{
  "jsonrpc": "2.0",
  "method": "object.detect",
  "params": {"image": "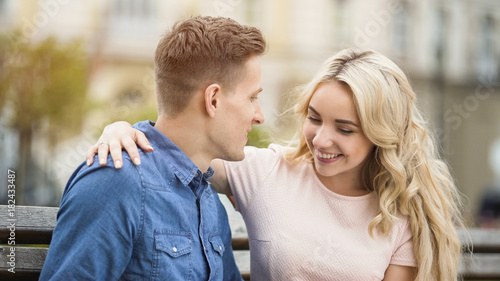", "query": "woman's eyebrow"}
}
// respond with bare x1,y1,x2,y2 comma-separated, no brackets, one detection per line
335,119,359,127
308,105,320,115
309,105,359,127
